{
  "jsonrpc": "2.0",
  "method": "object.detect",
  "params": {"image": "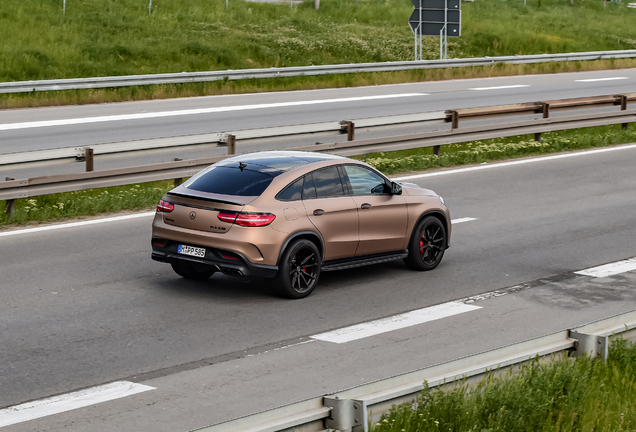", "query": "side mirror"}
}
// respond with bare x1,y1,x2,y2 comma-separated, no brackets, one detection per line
391,182,402,195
